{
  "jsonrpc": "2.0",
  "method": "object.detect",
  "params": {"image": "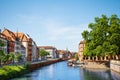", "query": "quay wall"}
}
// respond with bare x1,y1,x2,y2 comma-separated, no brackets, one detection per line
30,58,64,71
110,60,120,73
